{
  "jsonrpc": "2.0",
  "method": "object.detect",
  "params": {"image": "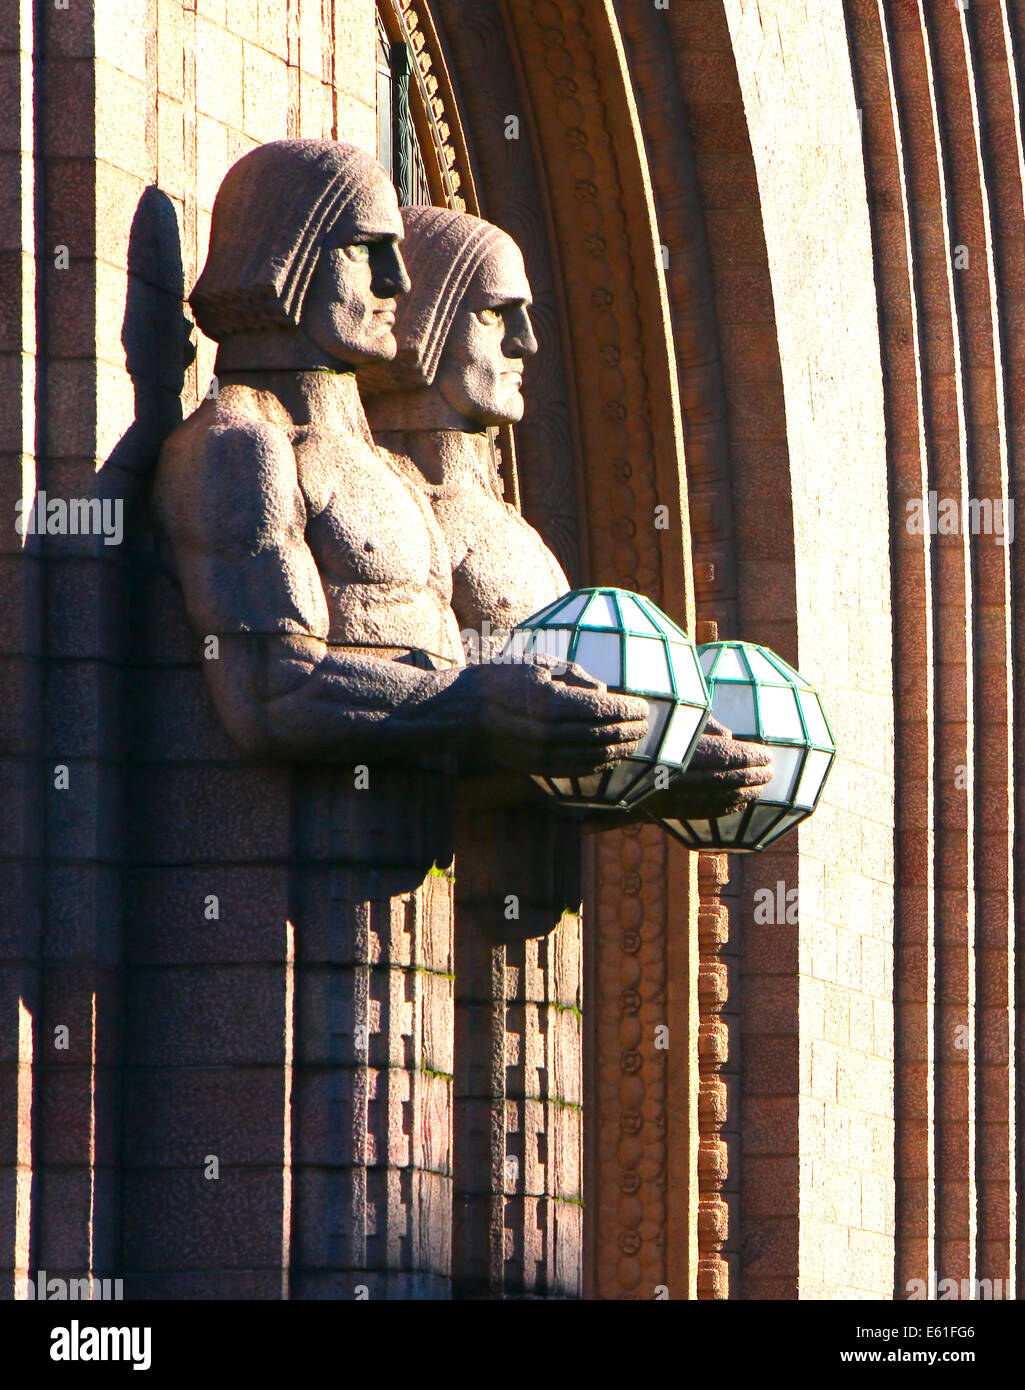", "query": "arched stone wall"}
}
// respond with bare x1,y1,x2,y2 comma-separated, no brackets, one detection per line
846,0,1018,1300
435,0,705,1299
